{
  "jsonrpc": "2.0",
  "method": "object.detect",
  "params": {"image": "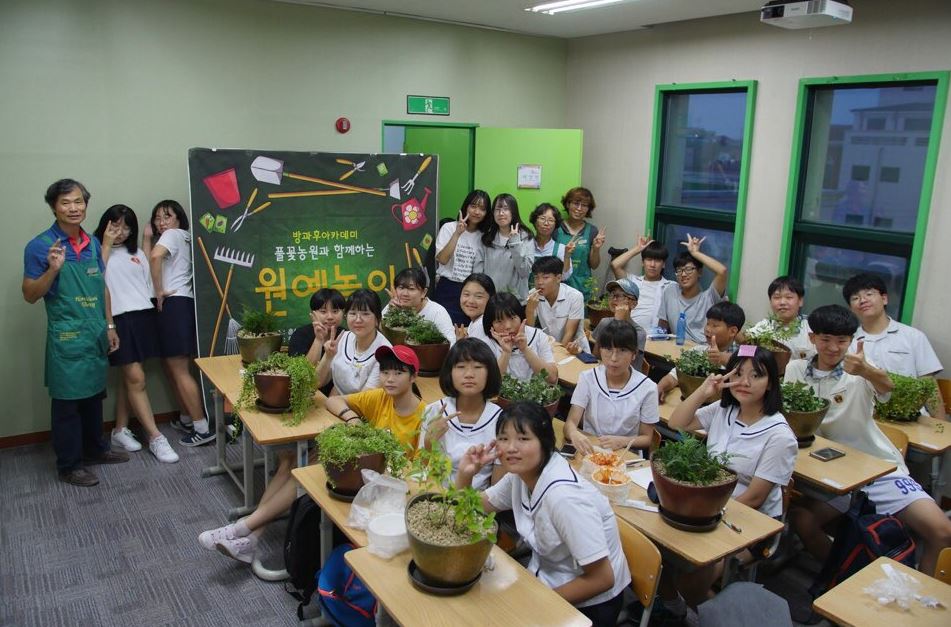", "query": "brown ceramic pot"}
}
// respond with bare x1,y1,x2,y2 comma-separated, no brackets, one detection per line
651,459,737,526
381,324,408,346
324,452,386,495
254,372,290,409
586,305,613,330
677,372,721,404
495,396,561,418
238,333,282,365
408,341,450,376
783,401,830,447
